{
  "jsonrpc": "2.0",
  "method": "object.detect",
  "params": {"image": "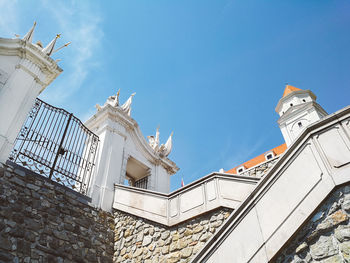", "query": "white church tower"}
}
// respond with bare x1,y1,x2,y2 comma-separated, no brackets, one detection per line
275,85,328,146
